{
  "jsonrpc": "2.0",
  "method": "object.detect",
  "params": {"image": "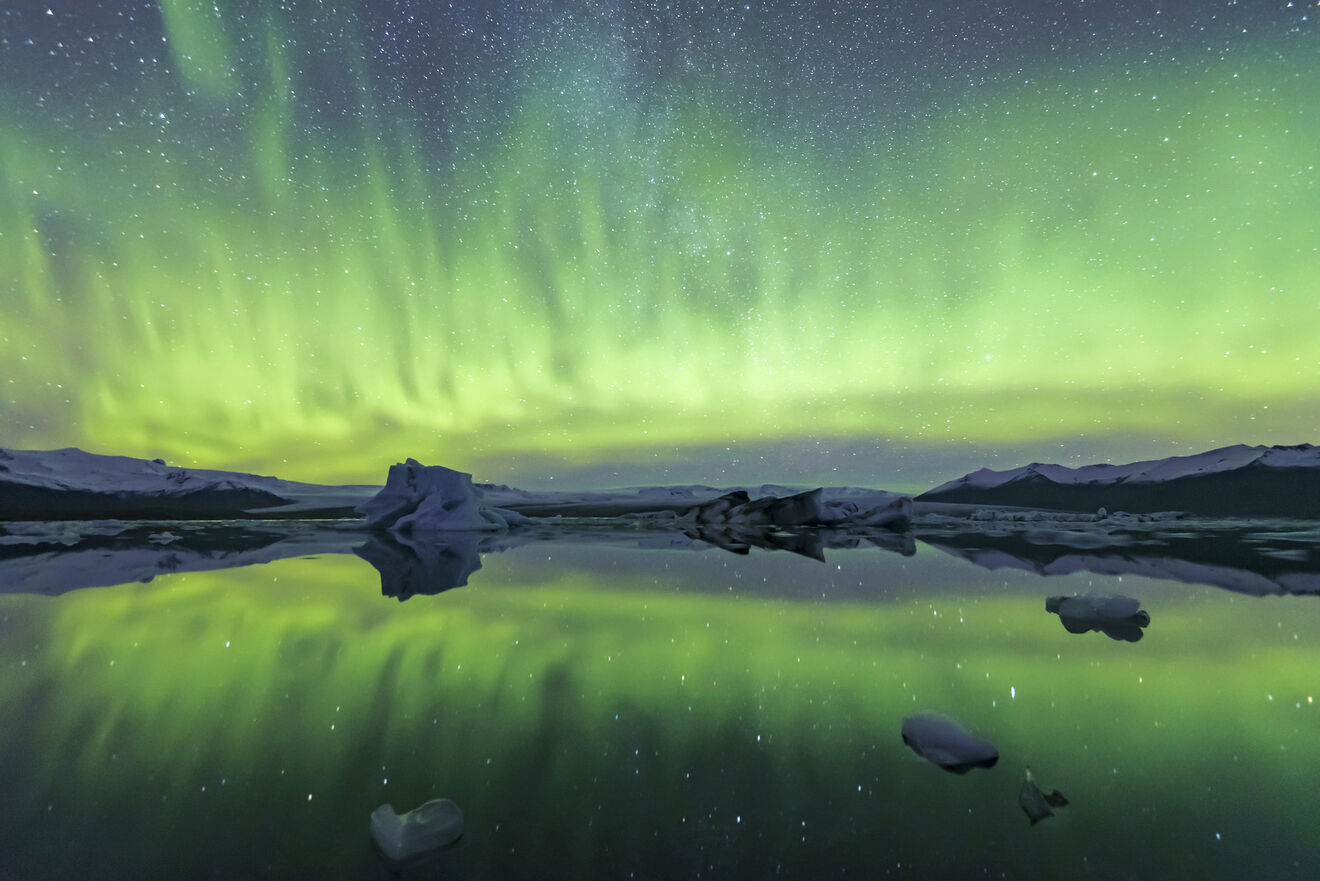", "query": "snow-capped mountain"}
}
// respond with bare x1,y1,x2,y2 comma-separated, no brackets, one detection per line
918,444,1320,516
0,447,377,520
